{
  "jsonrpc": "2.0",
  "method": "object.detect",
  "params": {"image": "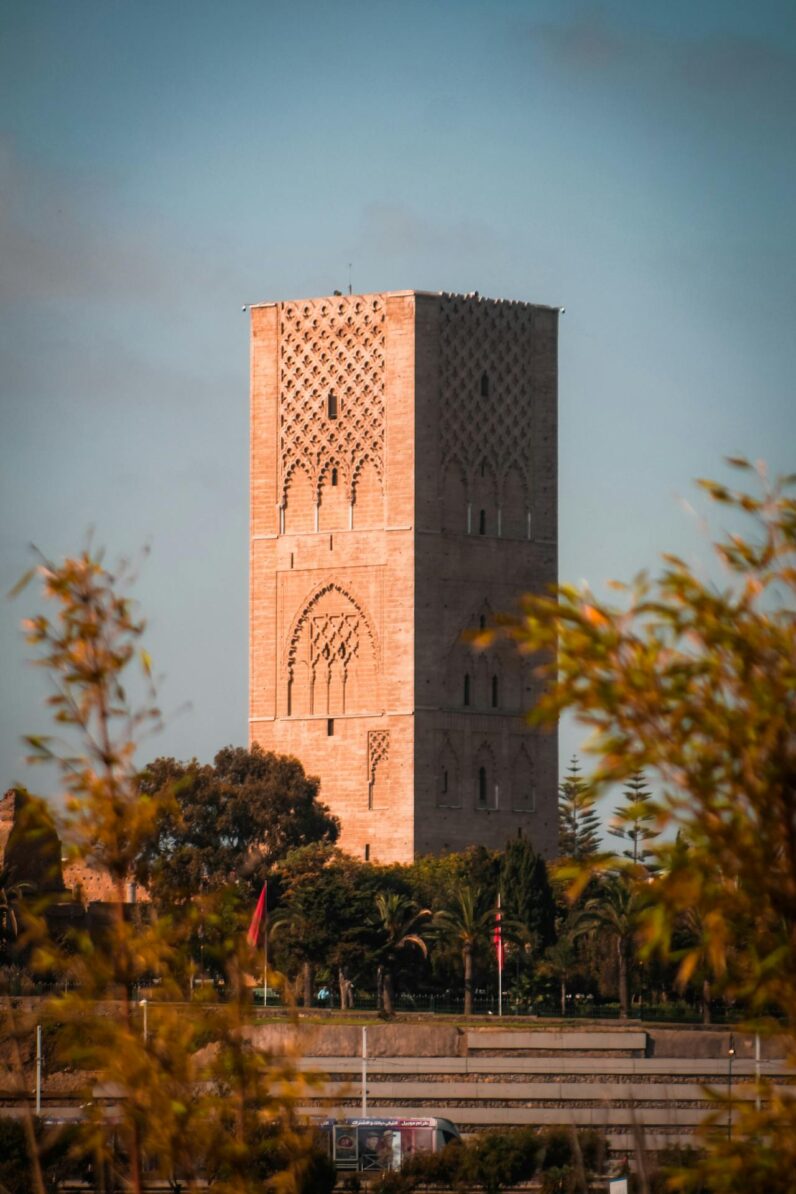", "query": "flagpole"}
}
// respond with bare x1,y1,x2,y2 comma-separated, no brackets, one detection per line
497,892,503,1018
263,904,268,1008
248,882,268,1011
